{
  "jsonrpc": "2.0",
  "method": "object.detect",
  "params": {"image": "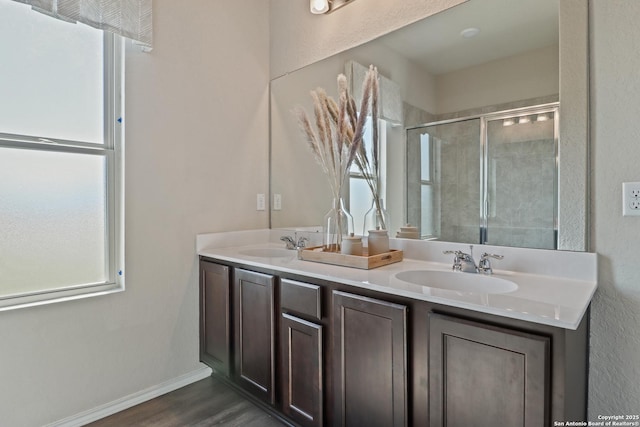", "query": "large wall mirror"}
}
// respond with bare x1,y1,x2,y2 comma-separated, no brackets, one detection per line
270,0,588,251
